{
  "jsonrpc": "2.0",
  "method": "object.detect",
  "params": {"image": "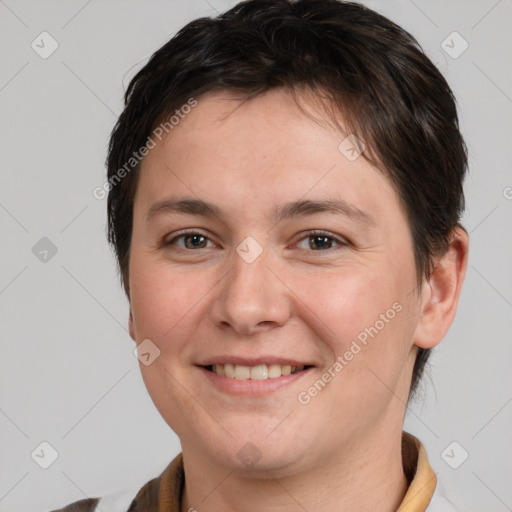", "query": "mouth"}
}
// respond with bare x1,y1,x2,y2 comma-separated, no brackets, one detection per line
203,363,313,380
197,357,315,395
